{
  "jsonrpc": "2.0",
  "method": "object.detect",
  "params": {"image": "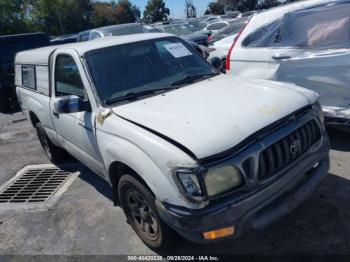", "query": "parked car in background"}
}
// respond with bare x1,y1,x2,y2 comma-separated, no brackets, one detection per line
240,11,257,18
227,0,350,132
0,32,50,110
220,11,242,19
51,34,78,45
77,29,91,42
207,19,249,68
211,19,249,43
203,20,240,34
77,24,210,60
204,15,222,24
154,22,209,46
16,33,329,251
186,18,207,31
87,23,159,41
